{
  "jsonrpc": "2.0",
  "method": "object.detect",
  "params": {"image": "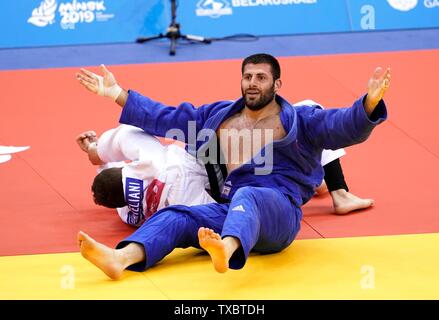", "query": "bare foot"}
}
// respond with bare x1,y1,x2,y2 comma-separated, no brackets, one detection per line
77,231,126,280
331,189,374,215
198,228,229,273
